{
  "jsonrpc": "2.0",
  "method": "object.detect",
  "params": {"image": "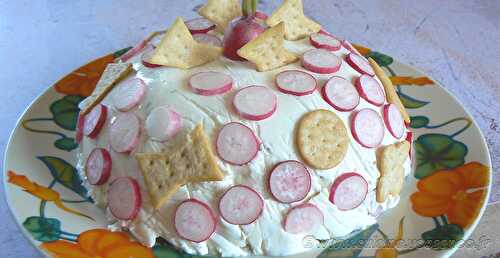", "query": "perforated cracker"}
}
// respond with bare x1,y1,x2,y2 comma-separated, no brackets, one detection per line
199,0,242,31
376,141,410,202
266,0,321,40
